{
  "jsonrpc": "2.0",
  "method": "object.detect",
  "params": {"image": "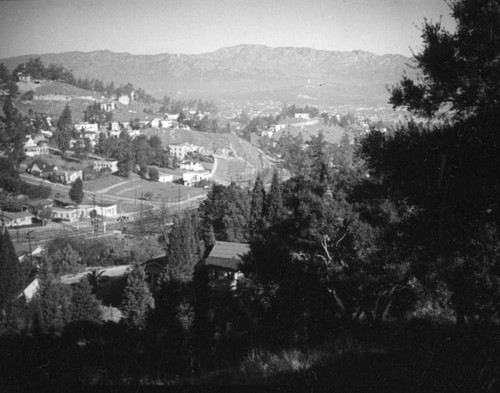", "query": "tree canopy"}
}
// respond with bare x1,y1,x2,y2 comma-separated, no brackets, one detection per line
68,177,84,205
360,0,500,325
0,229,24,313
